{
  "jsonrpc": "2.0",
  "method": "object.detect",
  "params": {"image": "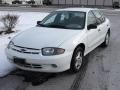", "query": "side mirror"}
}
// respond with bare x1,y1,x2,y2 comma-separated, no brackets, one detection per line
37,21,41,26
87,24,97,30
